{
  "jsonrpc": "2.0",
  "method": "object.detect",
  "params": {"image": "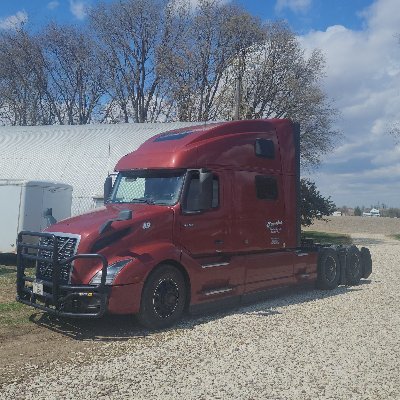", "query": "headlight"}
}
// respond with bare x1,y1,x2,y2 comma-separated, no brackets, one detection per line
90,259,132,285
